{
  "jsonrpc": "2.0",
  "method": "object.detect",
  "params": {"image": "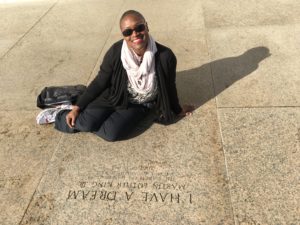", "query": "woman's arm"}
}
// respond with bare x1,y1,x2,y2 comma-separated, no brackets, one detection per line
167,52,183,115
168,51,194,116
75,46,114,110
